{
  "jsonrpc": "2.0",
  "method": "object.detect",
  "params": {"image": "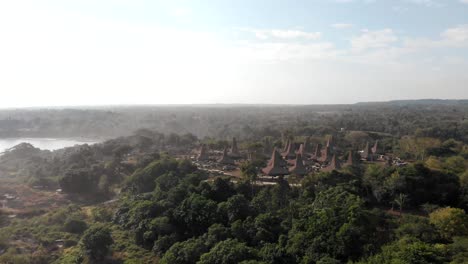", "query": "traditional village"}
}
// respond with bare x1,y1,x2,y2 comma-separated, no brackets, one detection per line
191,136,407,184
